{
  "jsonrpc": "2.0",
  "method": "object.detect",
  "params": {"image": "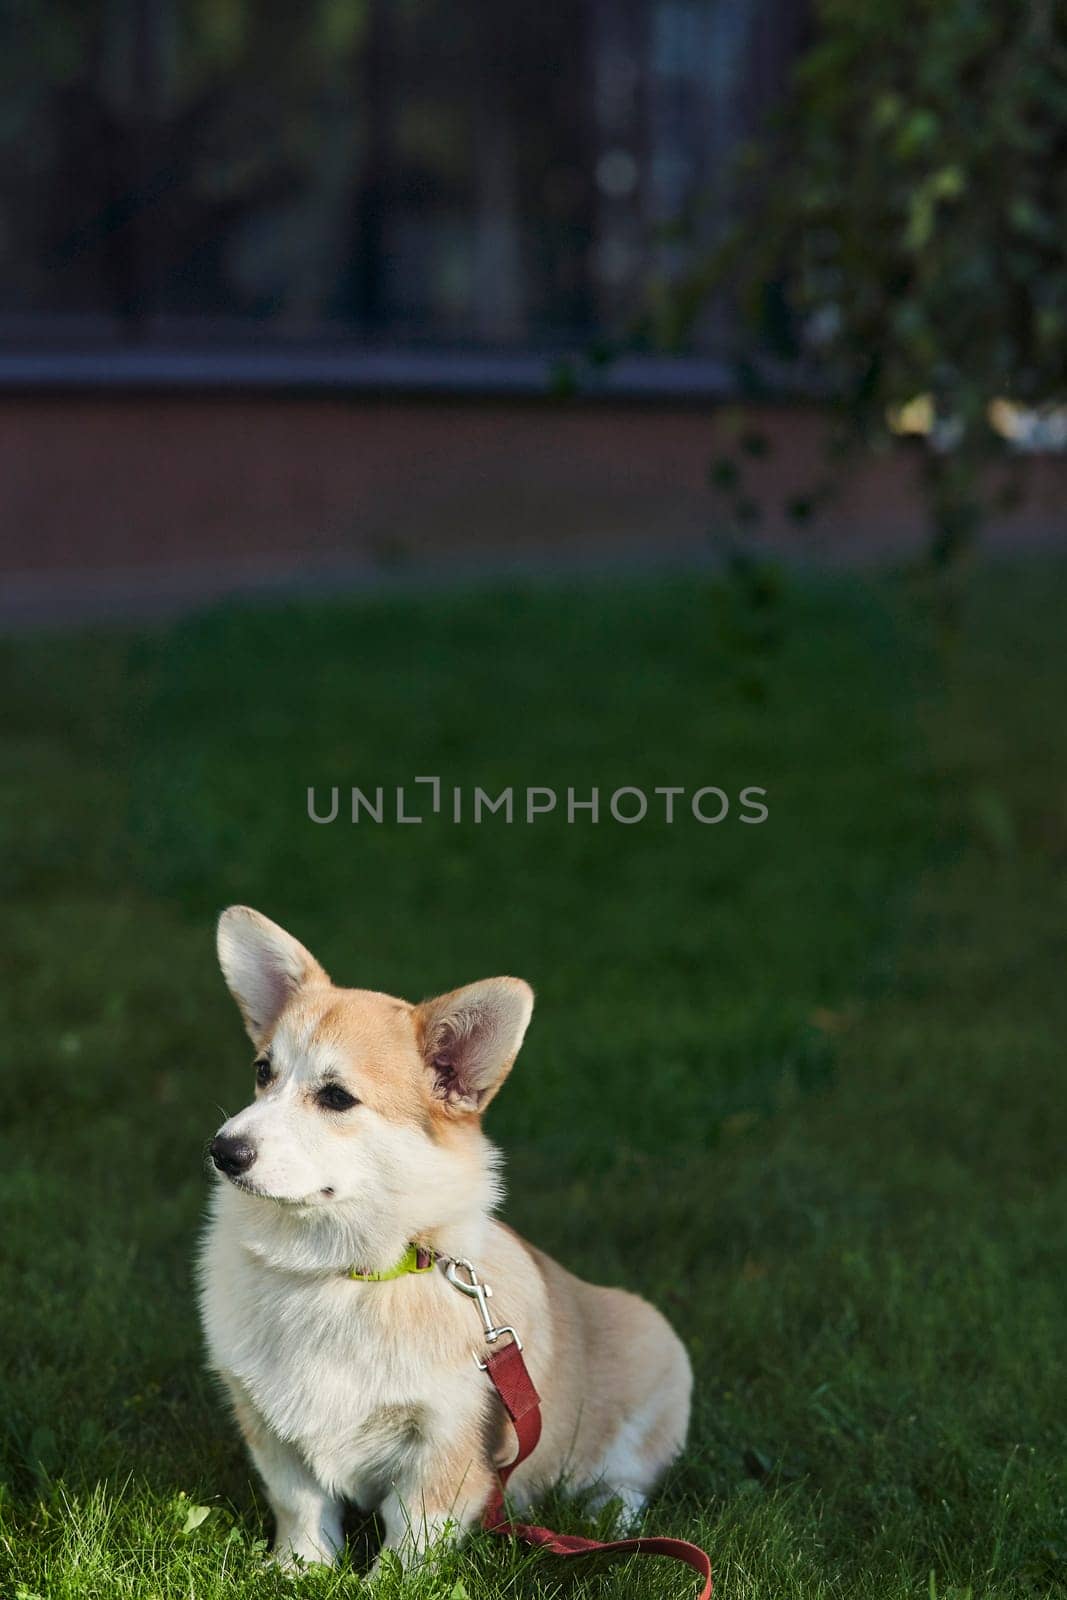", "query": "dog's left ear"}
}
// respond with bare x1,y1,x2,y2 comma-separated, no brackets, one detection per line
416,977,533,1114
217,905,329,1049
